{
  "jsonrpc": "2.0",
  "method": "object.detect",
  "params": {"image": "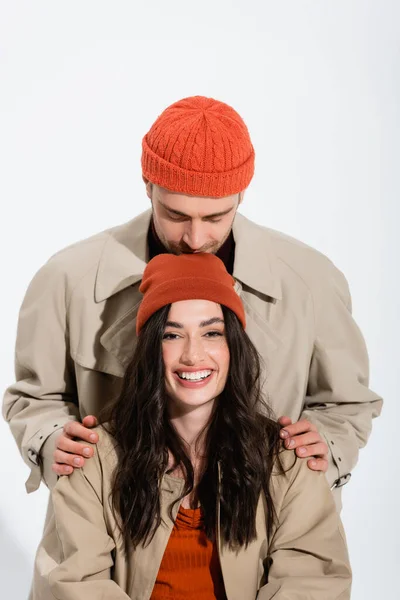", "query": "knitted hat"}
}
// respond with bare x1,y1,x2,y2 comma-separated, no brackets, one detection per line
141,96,255,198
136,253,246,333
